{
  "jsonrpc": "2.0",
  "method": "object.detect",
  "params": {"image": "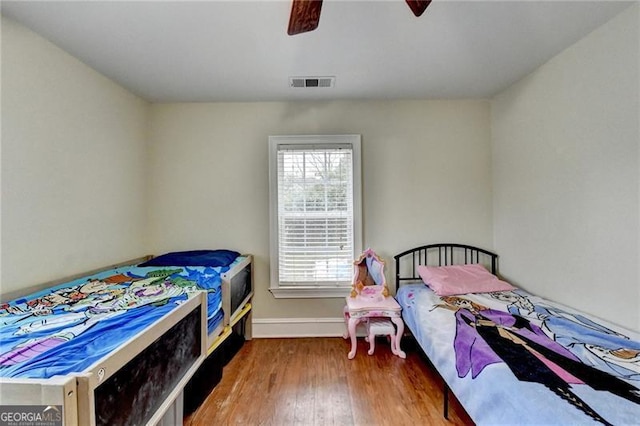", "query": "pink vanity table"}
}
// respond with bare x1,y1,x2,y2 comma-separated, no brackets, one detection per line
343,249,405,359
